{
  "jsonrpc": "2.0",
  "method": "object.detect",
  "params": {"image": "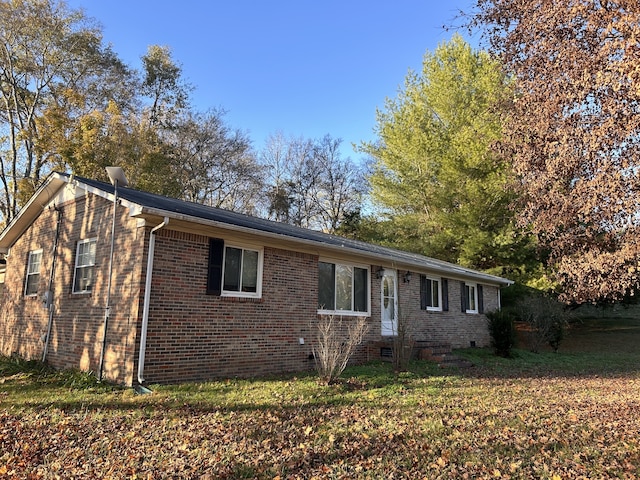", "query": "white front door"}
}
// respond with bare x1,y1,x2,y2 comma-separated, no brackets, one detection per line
381,269,398,336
